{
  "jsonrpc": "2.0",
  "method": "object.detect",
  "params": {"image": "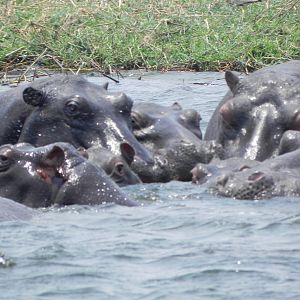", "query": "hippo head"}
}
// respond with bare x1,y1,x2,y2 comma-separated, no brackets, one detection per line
209,146,300,199
211,61,300,161
0,142,137,208
131,102,202,151
0,143,64,207
191,157,260,186
86,142,142,186
18,75,152,163
213,170,275,200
